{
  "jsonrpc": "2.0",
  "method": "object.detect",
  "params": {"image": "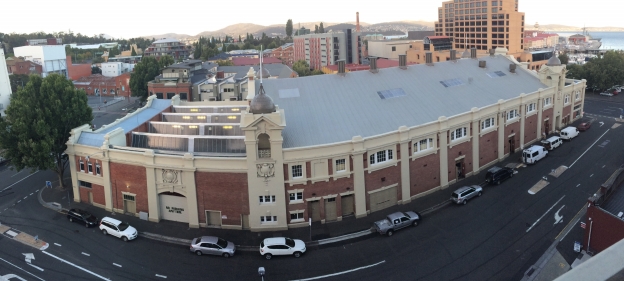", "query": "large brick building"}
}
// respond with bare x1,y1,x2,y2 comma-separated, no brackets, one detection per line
5,57,43,76
66,56,93,80
270,43,294,66
66,53,586,231
73,73,131,98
